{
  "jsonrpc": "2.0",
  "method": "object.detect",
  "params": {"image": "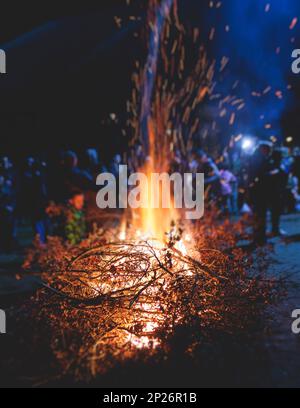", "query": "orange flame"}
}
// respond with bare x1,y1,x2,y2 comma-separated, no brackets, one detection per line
131,119,179,242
